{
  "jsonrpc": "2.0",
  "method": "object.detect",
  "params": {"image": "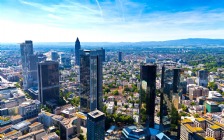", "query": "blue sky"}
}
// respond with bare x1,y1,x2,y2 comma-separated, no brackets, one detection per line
1,0,224,42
